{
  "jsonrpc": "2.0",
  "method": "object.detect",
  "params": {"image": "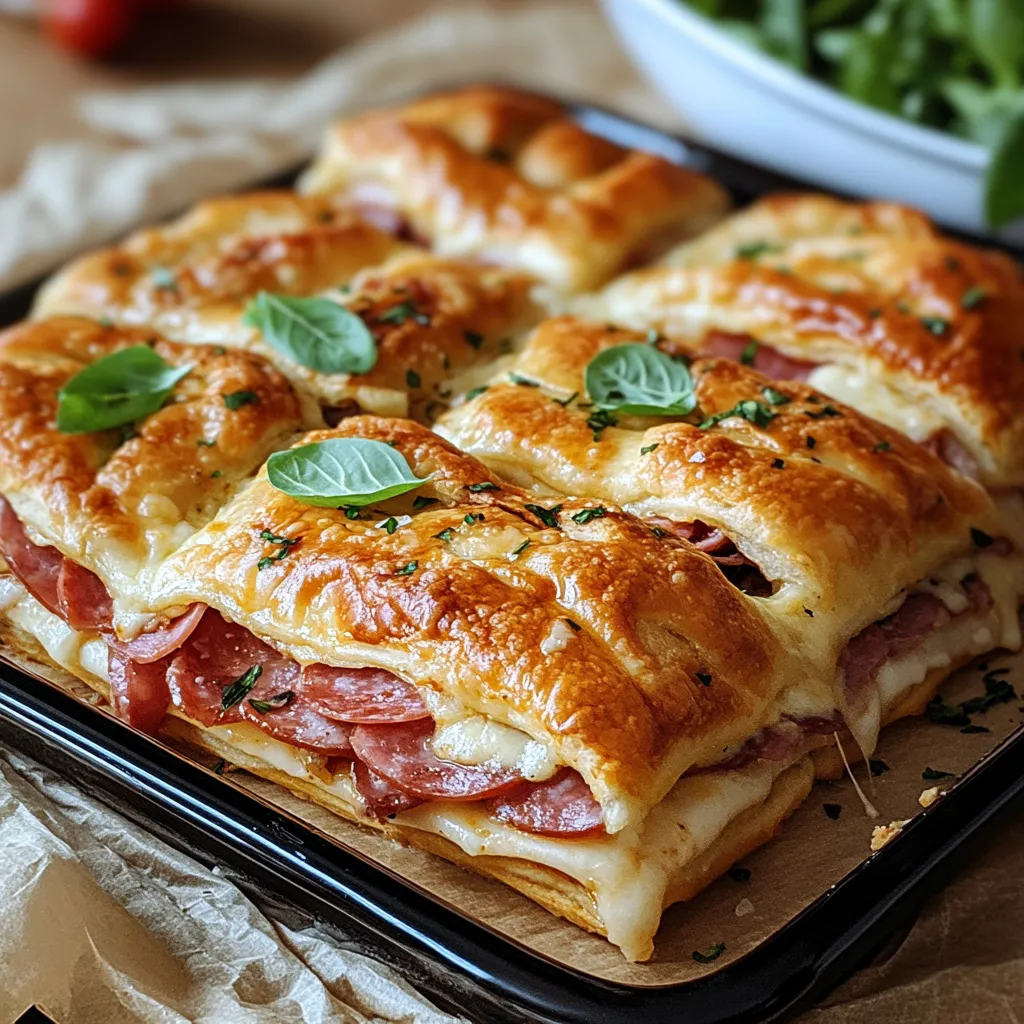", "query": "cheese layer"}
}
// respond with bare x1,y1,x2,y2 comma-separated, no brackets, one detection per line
1,544,1019,960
